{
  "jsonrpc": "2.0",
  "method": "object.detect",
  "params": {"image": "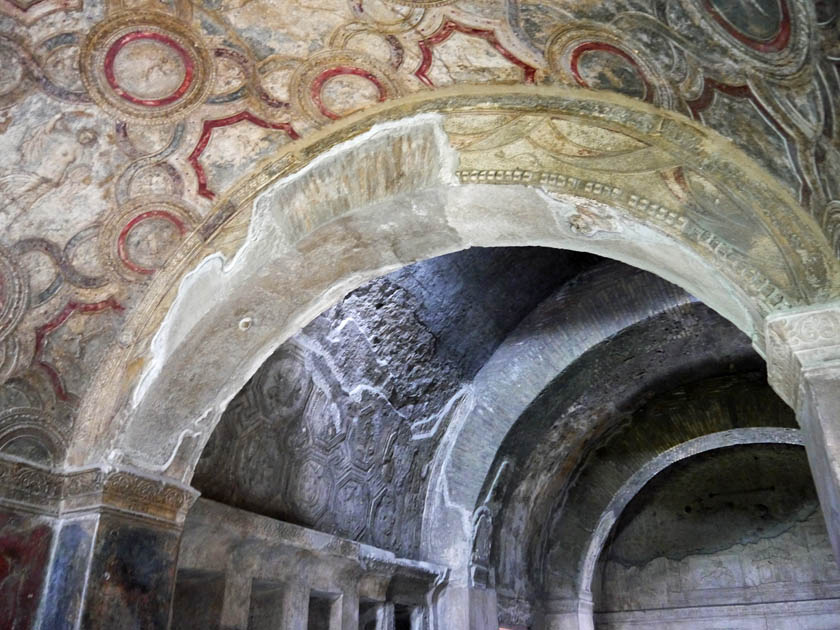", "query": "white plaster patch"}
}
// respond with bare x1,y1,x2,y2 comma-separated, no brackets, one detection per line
131,113,459,411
